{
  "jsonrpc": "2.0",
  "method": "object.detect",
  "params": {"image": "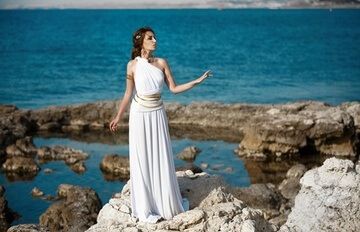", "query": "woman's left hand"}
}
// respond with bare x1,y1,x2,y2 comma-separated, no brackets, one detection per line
196,70,213,84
